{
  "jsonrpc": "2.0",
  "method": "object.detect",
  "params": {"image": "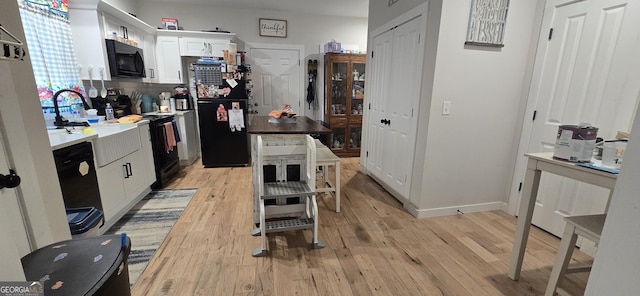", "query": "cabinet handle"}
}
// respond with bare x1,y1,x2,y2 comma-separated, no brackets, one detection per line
127,163,133,177
178,70,181,81
123,164,129,179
